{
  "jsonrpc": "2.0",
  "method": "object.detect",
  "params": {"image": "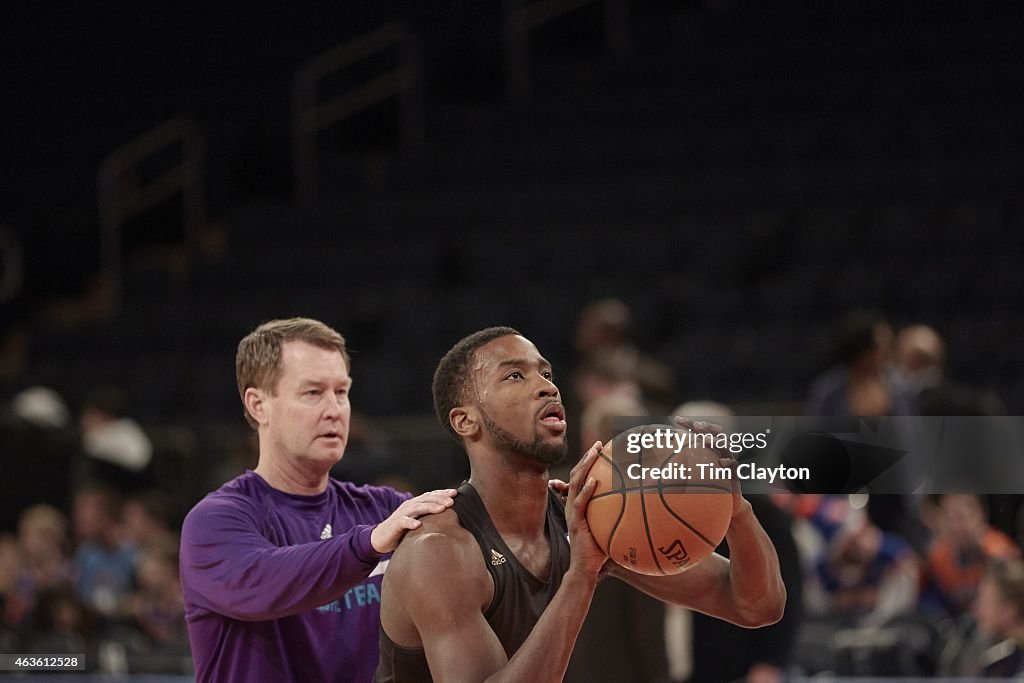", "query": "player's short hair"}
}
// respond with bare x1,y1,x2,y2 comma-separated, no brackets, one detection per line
432,326,520,443
236,318,350,429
